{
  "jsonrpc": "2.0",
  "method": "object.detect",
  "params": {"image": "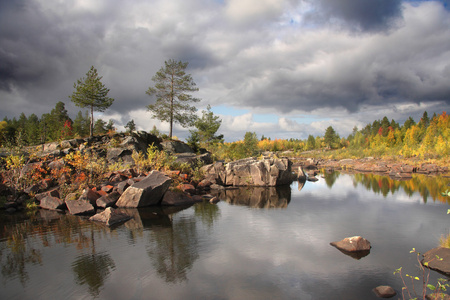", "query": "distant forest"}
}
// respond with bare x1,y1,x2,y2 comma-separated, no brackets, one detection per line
0,101,448,160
